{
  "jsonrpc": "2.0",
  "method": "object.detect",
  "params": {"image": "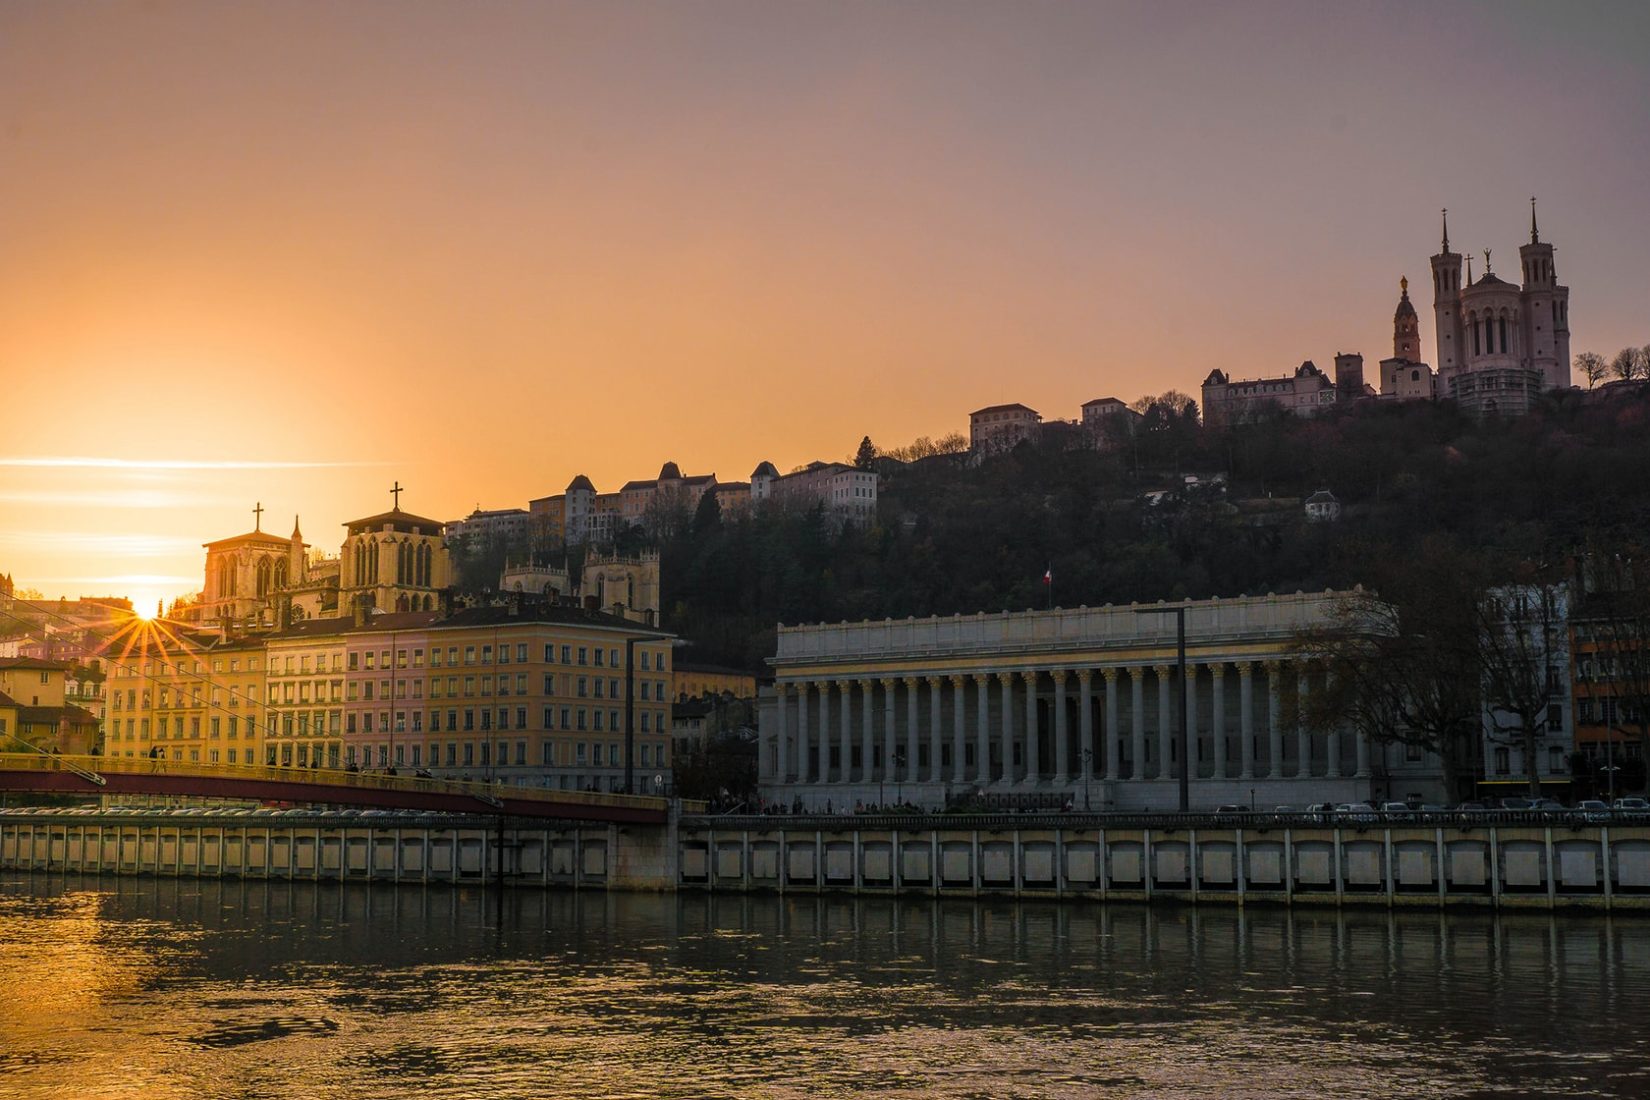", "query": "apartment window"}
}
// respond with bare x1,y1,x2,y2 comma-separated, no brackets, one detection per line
561,646,571,664
543,707,554,730
576,709,587,731
576,742,587,764
349,652,360,671
431,648,443,668
516,741,526,766
542,741,554,767
482,645,493,664
464,709,475,731
544,645,555,663
594,710,604,731
516,644,528,663
413,649,424,667
516,707,527,730
447,743,457,766
609,649,619,668
1494,747,1511,775
577,647,588,666
463,743,475,765
641,651,651,671
594,648,604,668
465,646,476,665
365,651,375,670
560,707,570,729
